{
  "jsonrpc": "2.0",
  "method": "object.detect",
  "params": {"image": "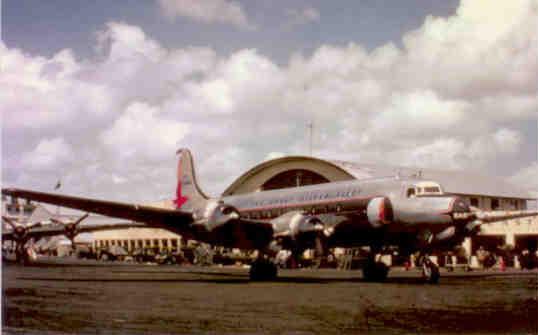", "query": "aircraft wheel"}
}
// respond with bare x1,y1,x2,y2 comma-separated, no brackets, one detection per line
362,261,389,282
249,259,278,281
422,259,440,284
